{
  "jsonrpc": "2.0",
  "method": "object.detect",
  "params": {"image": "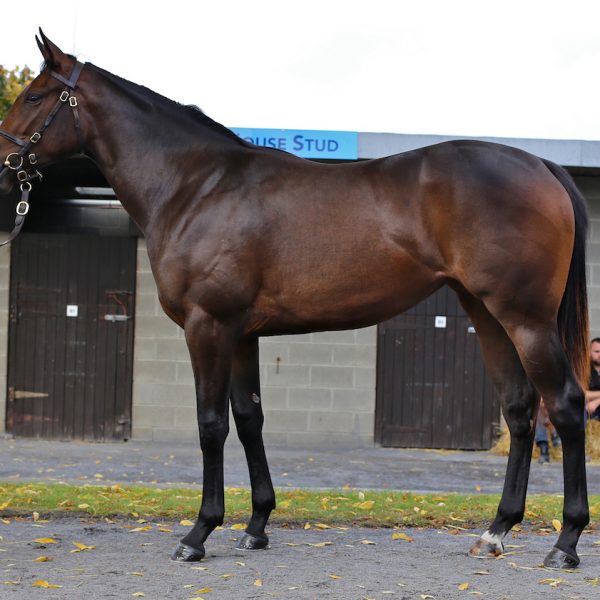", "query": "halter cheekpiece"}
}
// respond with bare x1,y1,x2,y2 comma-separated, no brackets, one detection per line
0,60,85,246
